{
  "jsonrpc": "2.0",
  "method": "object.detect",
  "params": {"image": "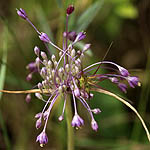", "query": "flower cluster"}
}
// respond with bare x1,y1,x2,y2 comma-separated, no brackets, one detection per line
17,6,140,147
